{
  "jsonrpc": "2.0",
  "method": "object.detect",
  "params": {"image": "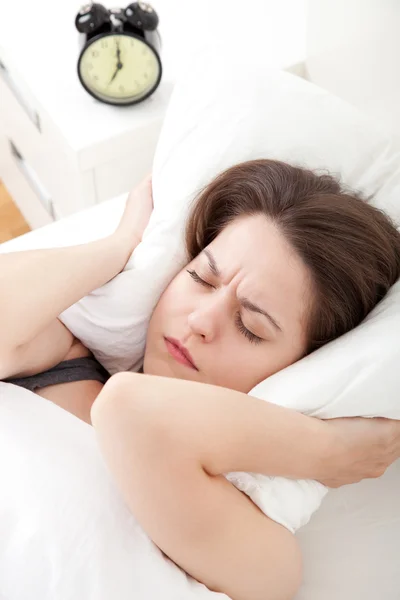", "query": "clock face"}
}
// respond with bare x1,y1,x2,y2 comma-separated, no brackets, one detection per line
78,33,161,105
